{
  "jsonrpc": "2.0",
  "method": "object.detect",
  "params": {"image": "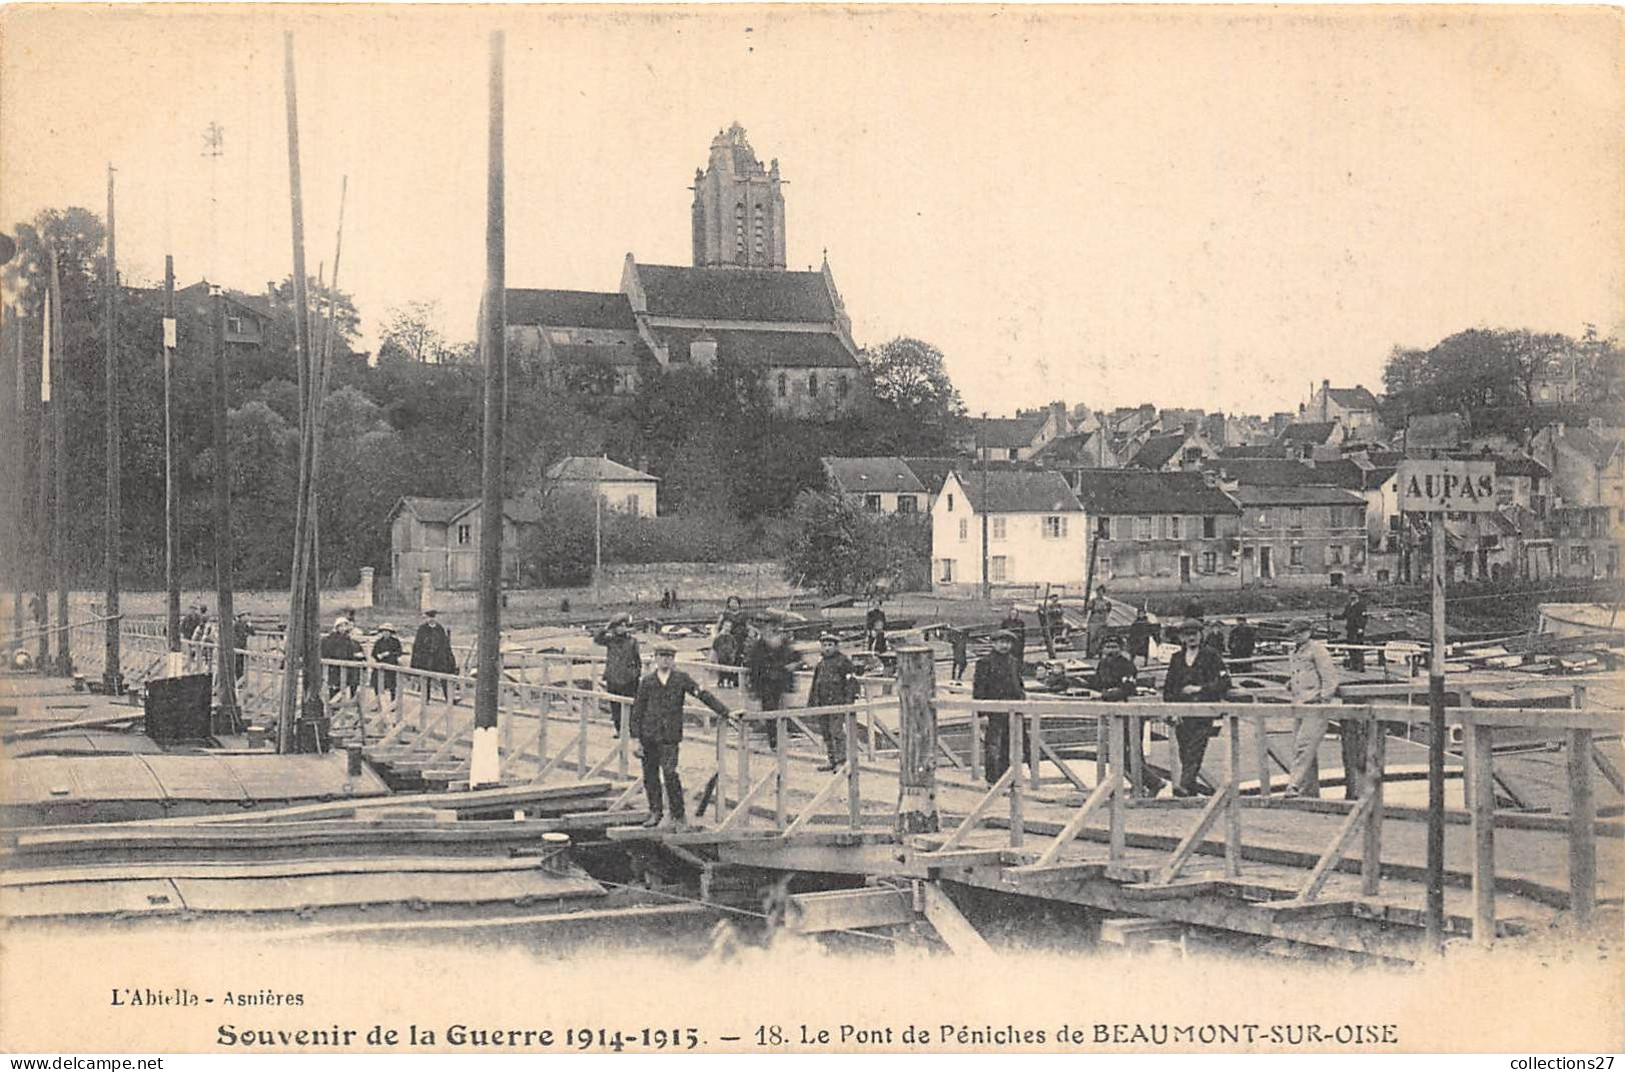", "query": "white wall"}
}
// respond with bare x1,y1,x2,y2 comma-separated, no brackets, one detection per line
930,472,1086,592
